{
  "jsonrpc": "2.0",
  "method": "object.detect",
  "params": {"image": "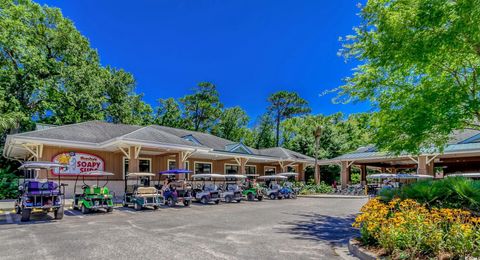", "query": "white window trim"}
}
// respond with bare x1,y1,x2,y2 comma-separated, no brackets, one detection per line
245,165,257,174
168,159,190,170
224,163,240,174
167,159,176,170
123,156,152,179
194,161,213,174
287,165,298,173
264,166,276,174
